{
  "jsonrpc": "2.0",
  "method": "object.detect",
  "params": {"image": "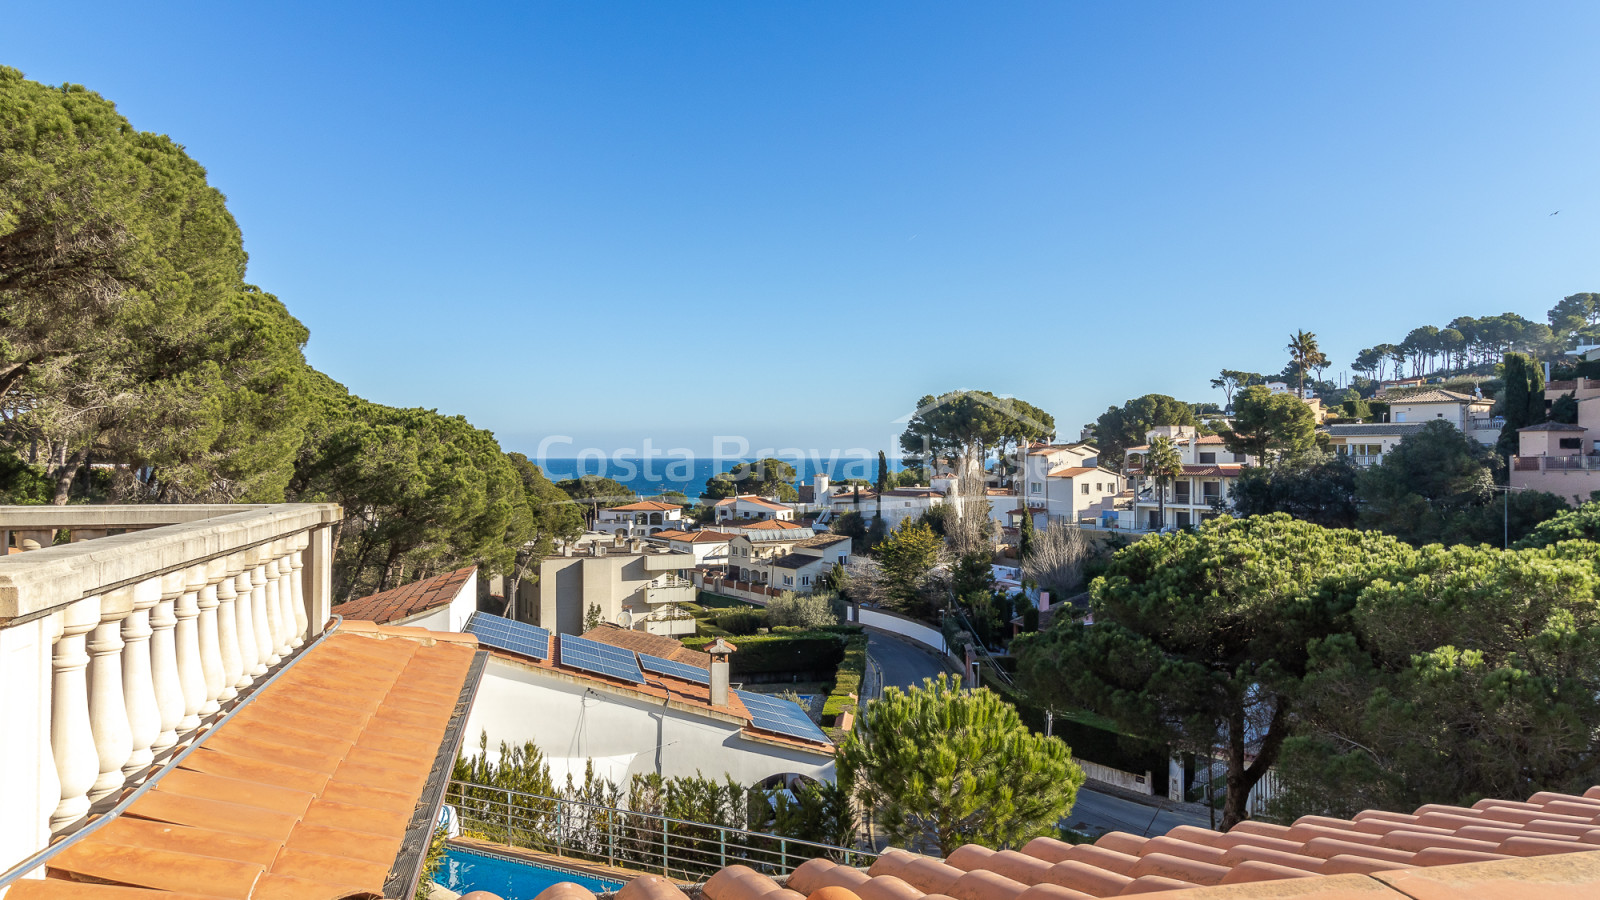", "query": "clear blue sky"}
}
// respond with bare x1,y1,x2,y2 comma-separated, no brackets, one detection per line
6,3,1599,458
